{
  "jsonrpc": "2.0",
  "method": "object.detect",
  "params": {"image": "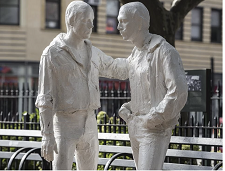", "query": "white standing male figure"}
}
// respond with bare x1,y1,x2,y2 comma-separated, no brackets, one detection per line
35,1,128,170
117,2,188,170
